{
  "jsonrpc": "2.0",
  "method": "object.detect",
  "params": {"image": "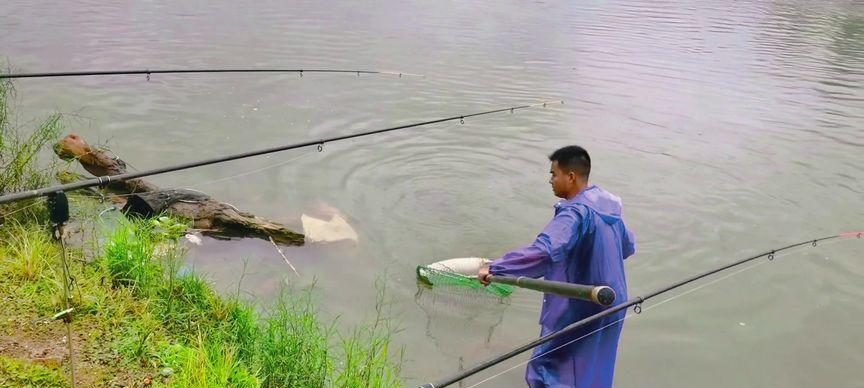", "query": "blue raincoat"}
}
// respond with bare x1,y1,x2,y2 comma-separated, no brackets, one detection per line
489,185,636,388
